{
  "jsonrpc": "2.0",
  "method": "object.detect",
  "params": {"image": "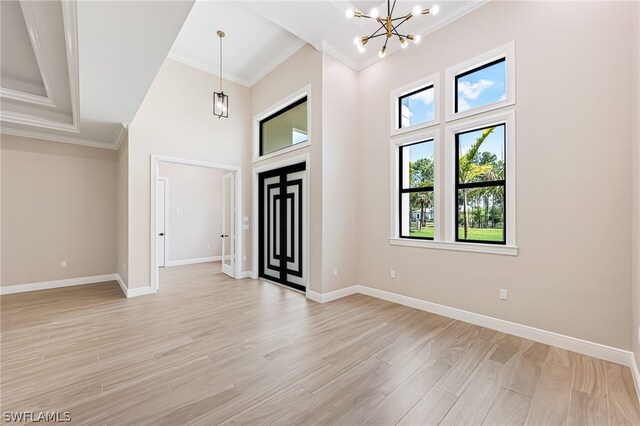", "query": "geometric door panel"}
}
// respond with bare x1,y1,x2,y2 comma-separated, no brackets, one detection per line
258,162,306,291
